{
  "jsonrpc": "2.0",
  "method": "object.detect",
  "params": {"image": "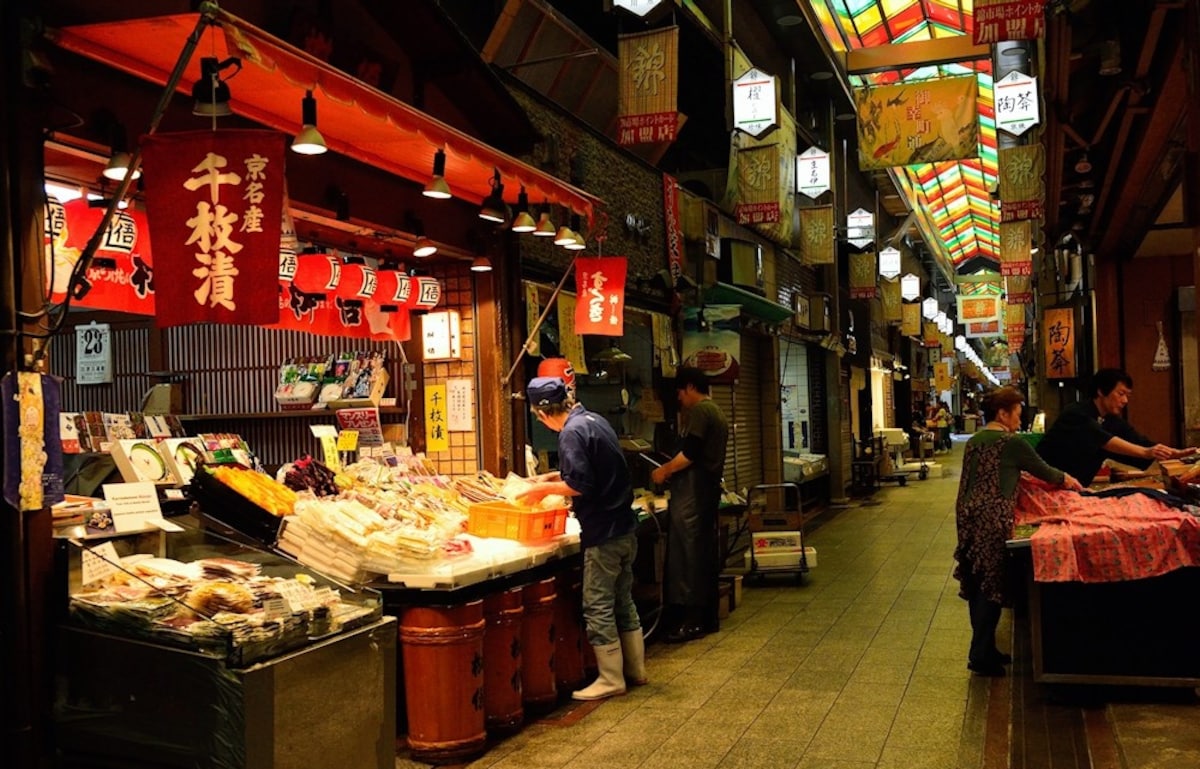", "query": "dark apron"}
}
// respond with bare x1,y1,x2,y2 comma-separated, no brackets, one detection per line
665,462,721,625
